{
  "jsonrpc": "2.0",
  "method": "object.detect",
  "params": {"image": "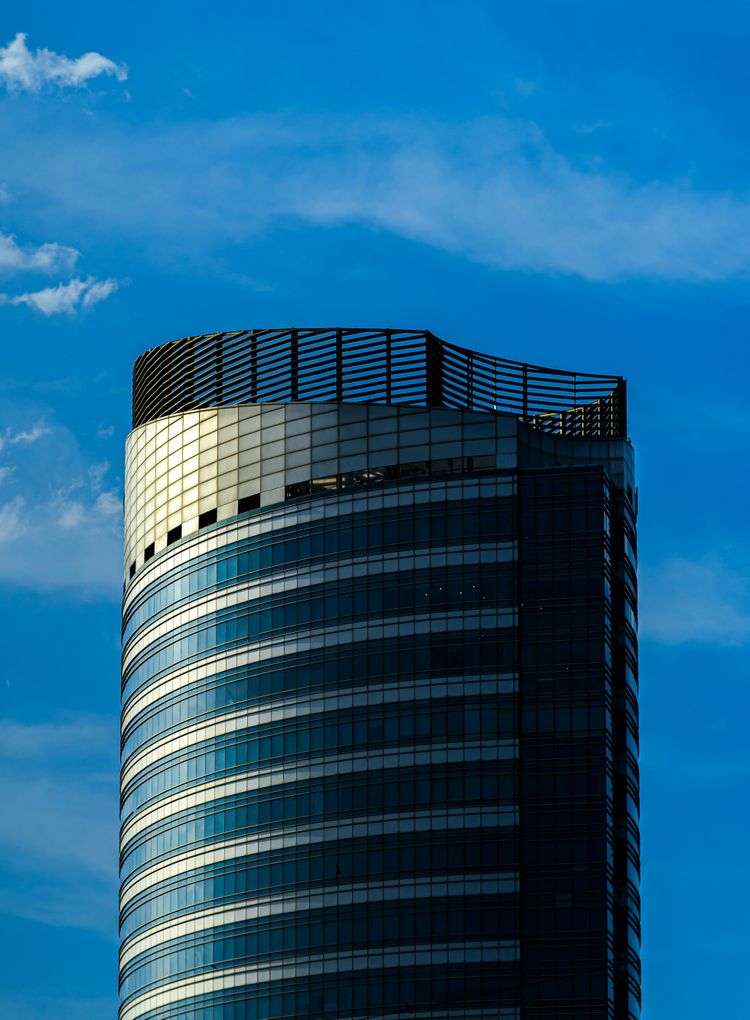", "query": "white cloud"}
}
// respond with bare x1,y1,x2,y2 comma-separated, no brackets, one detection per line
0,231,116,315
0,494,23,542
0,995,117,1020
640,556,750,645
0,716,114,760
0,32,127,93
1,275,118,315
51,472,120,529
80,275,118,307
12,424,49,444
0,715,118,938
287,120,750,282
7,277,86,314
93,489,121,517
0,770,116,879
88,459,109,490
0,422,51,449
57,500,85,529
6,111,750,282
0,417,121,594
0,231,79,275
